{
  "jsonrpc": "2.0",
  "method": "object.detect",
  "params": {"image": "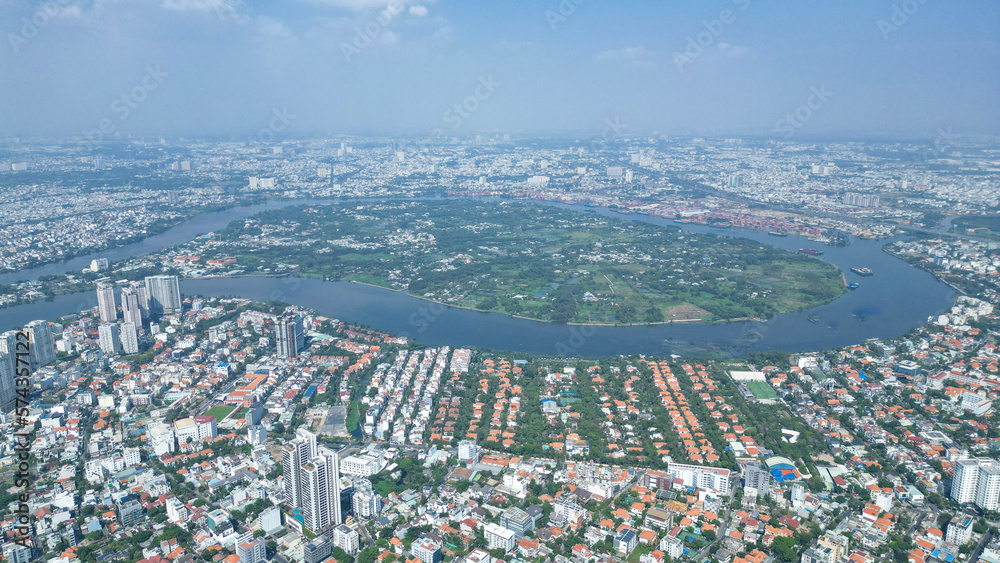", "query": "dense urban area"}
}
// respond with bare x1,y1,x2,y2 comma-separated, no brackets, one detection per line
0,136,999,563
